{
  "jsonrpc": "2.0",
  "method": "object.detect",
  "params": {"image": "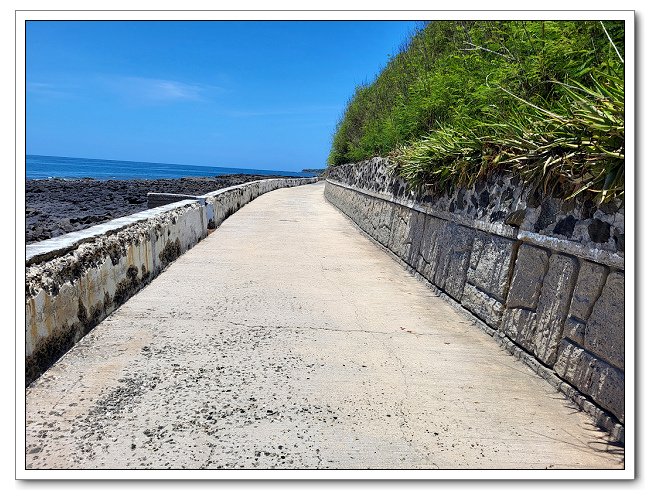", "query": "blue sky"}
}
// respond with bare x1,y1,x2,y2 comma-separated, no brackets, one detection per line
26,21,422,172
